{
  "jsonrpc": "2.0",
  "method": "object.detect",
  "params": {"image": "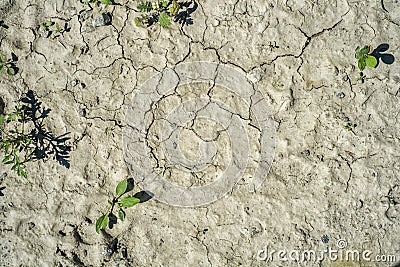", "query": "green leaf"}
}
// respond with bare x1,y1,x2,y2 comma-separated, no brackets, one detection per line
21,169,28,179
158,11,171,27
0,115,5,124
43,21,54,27
365,55,377,68
360,45,370,56
99,0,112,5
358,58,366,71
7,67,15,75
118,209,126,221
134,17,143,27
119,196,140,208
169,0,180,16
4,160,14,165
160,0,169,8
0,65,3,72
17,165,22,176
137,1,152,12
96,214,109,233
116,179,128,198
2,154,11,163
4,143,10,153
0,53,3,63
